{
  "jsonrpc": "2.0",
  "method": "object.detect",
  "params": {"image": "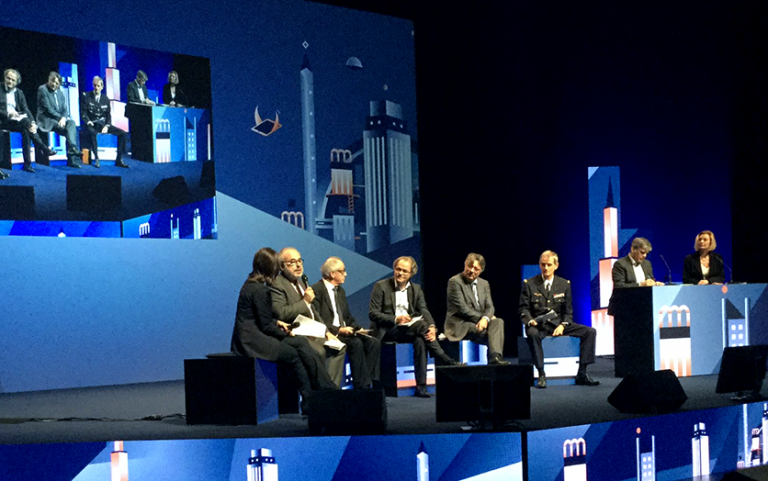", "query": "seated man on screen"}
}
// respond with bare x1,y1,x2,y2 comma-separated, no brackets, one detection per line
444,253,509,365
270,247,346,387
127,70,156,106
81,76,128,168
312,257,381,390
369,256,463,398
0,68,54,176
519,250,599,388
36,71,82,169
